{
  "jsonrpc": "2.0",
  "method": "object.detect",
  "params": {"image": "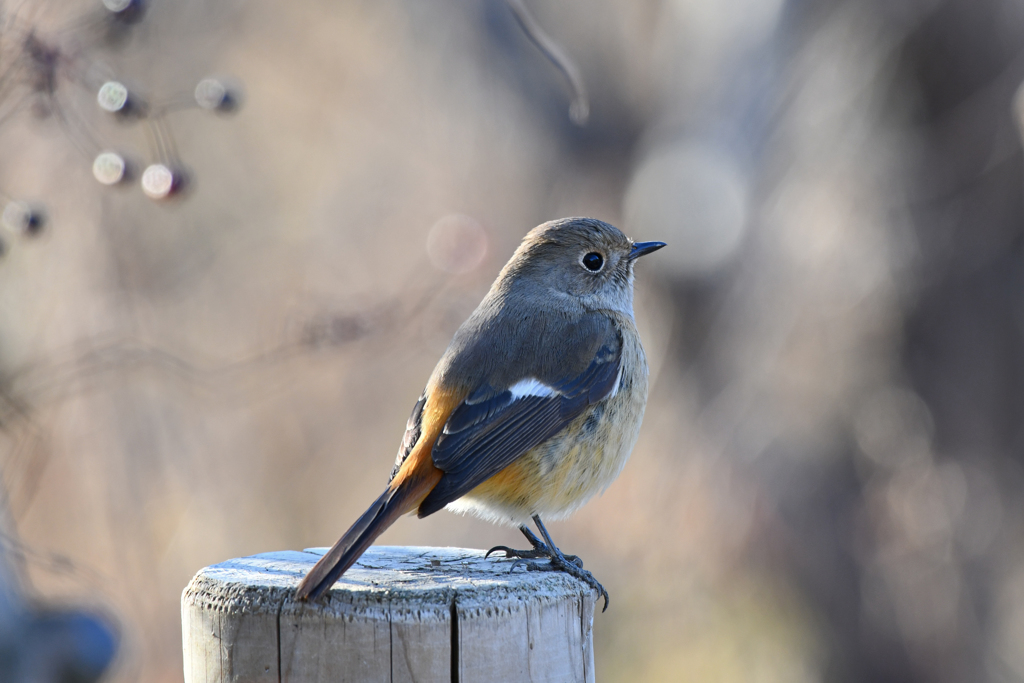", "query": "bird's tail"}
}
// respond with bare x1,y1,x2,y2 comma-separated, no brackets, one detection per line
294,467,441,601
